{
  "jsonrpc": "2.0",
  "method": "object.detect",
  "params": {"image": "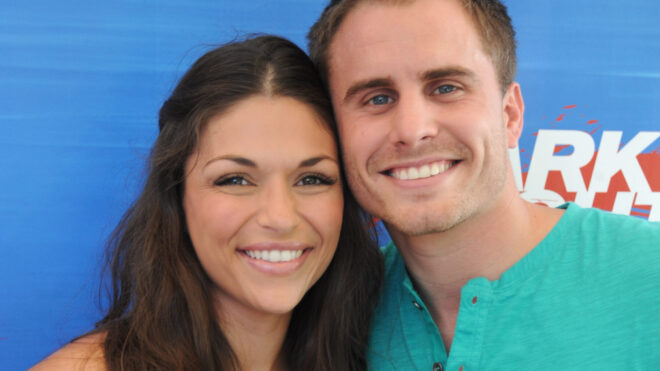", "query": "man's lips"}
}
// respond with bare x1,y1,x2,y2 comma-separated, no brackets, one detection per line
384,159,459,180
